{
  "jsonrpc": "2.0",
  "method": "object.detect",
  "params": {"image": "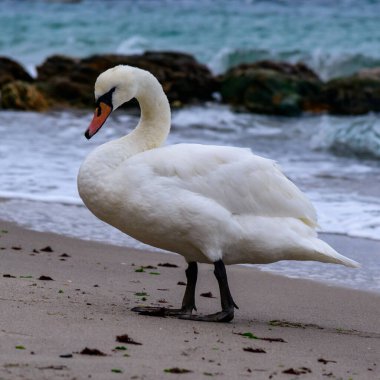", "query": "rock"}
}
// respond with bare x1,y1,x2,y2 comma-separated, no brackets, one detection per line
36,52,217,108
36,55,79,82
1,81,49,111
0,57,33,87
356,67,380,80
220,60,323,116
322,74,380,115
